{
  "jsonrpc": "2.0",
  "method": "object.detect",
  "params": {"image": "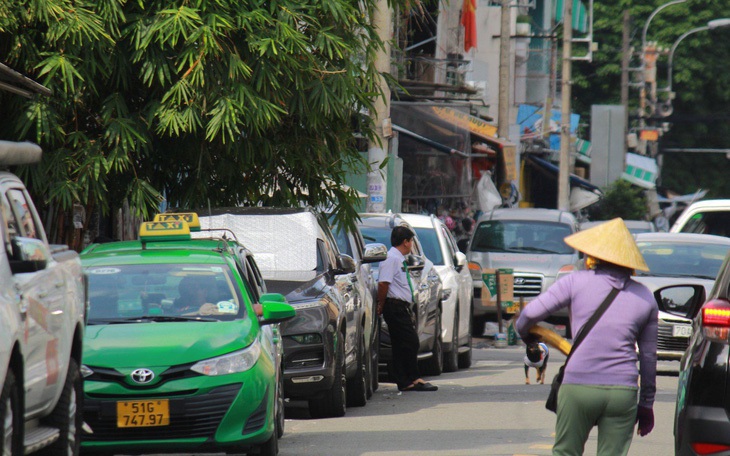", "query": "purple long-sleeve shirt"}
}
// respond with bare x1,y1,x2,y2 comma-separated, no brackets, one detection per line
515,265,658,408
